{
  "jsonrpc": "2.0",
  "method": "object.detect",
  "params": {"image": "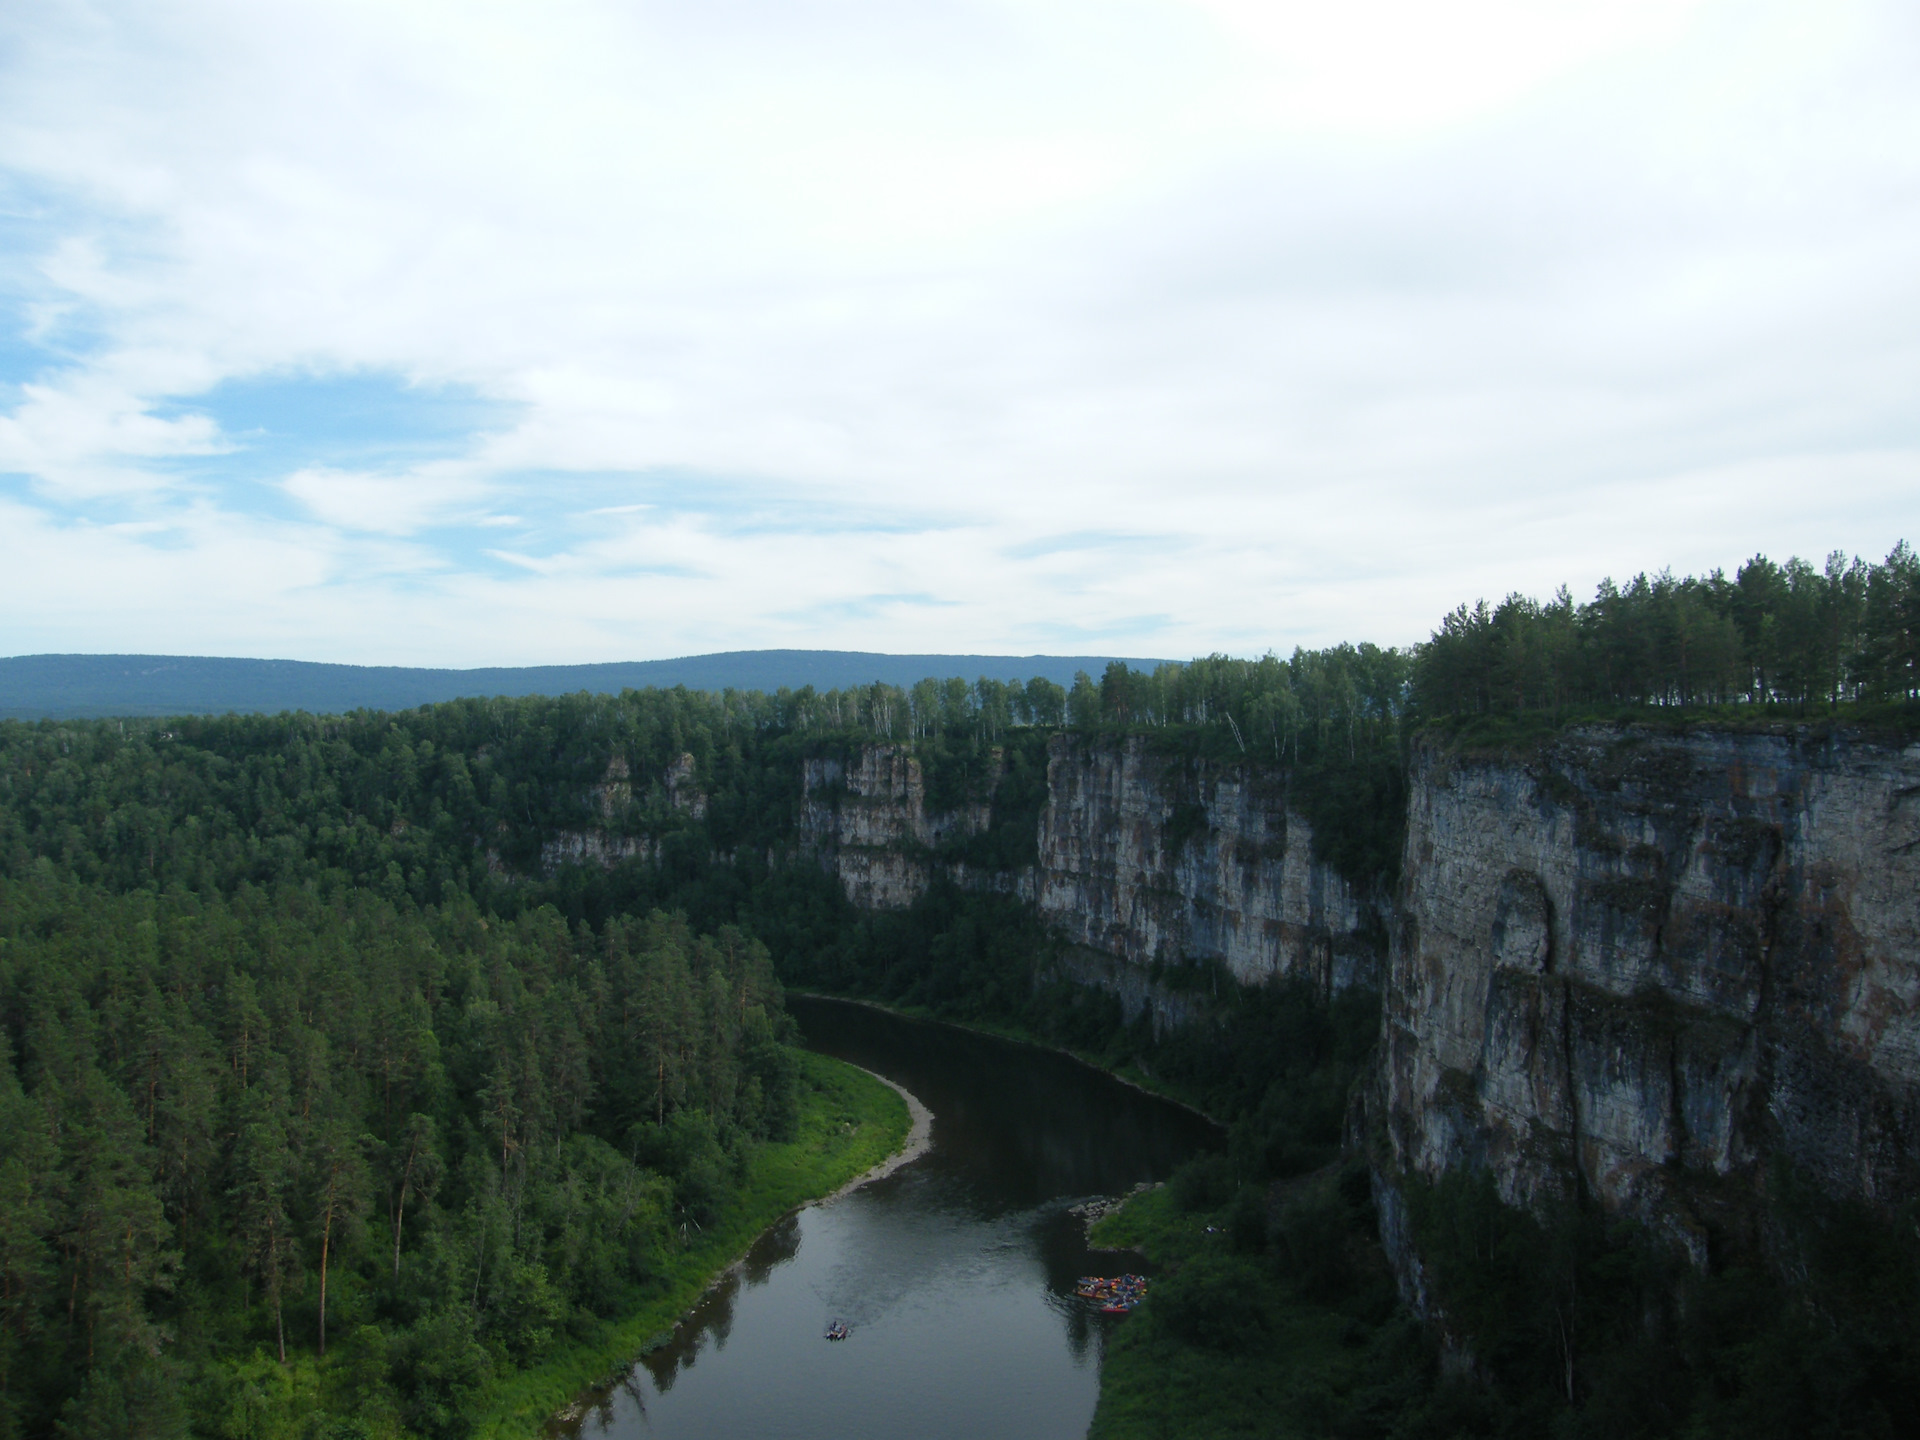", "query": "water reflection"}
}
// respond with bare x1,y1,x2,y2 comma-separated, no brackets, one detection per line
561,999,1218,1440
640,1212,803,1393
